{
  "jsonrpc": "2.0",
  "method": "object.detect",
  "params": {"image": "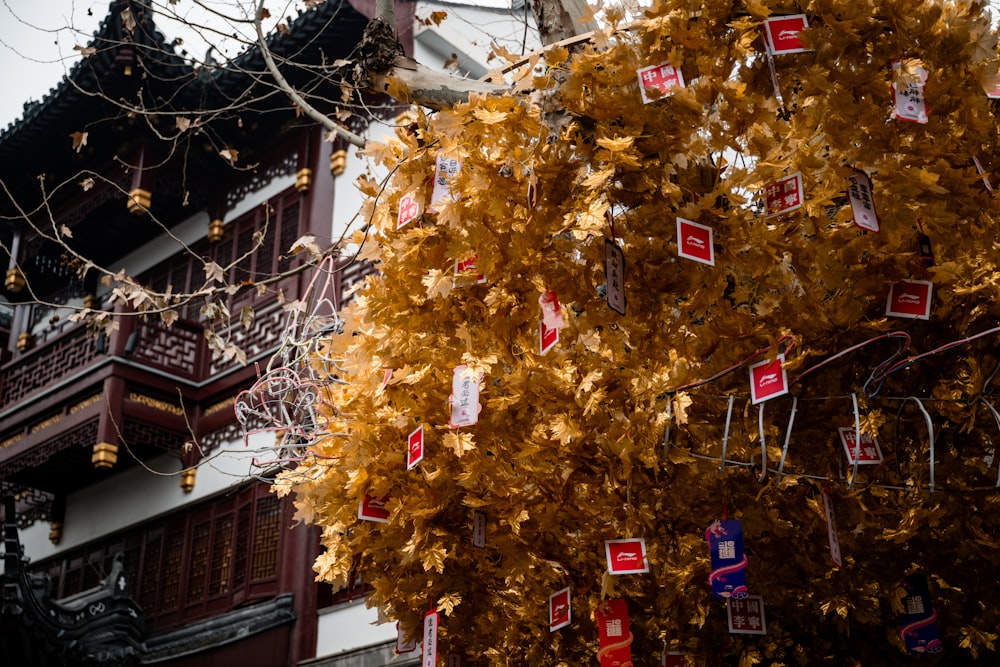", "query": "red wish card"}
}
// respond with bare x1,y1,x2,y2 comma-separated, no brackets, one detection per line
596,599,633,667
764,173,803,217
605,538,649,575
549,587,571,632
358,494,390,523
397,191,420,229
637,62,685,104
676,217,715,266
407,425,424,470
838,427,884,465
764,15,810,55
886,280,932,320
727,595,767,635
749,354,788,405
